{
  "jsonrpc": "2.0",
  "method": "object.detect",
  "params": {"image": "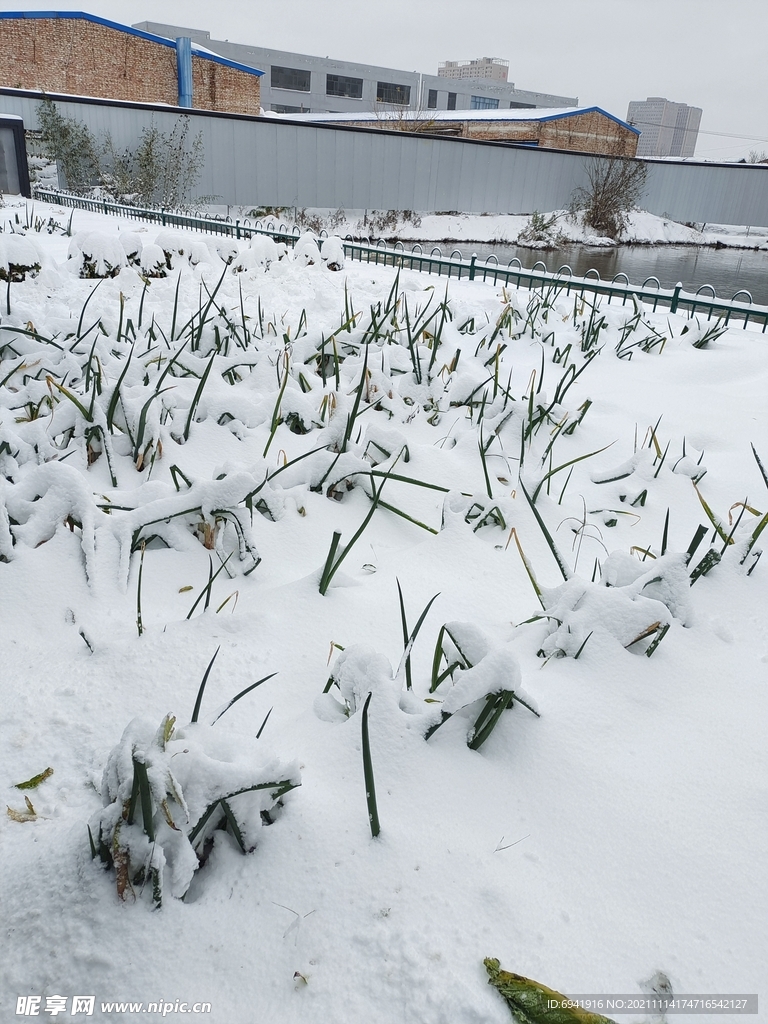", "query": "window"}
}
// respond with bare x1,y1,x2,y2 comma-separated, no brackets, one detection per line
470,95,500,110
270,65,311,92
509,101,535,109
376,81,411,106
447,92,456,110
326,74,363,98
427,89,438,109
271,104,307,114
